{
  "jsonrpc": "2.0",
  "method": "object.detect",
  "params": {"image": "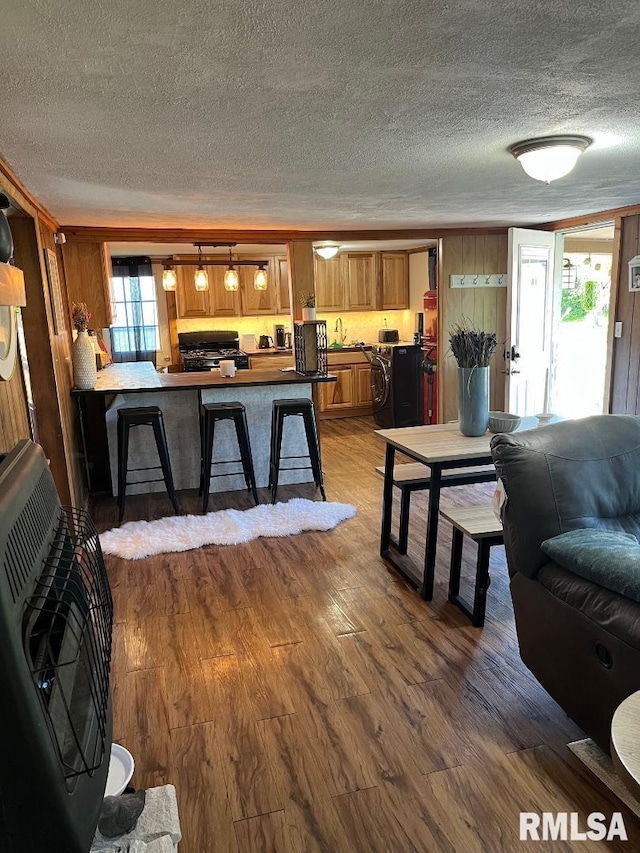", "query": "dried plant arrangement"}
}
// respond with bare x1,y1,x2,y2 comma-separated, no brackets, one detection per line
449,320,498,367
